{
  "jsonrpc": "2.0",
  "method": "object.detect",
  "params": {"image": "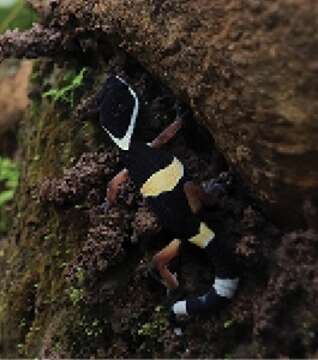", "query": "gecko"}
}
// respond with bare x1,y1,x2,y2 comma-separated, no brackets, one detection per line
98,75,239,322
